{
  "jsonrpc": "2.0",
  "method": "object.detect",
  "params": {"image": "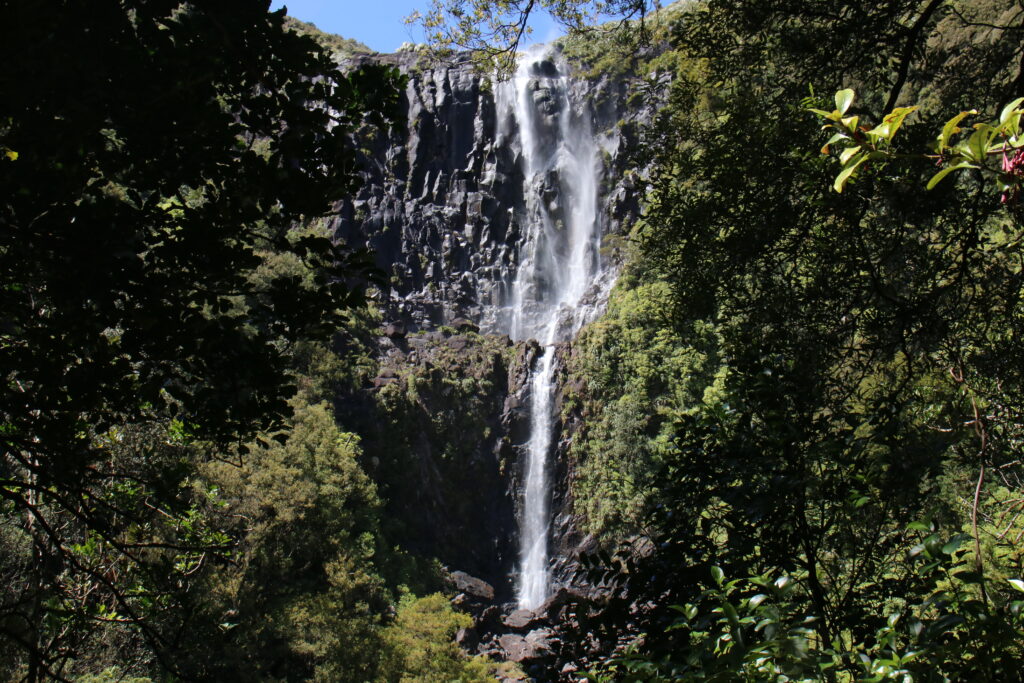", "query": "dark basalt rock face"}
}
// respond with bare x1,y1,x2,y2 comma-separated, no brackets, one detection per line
333,48,649,333
334,51,517,331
